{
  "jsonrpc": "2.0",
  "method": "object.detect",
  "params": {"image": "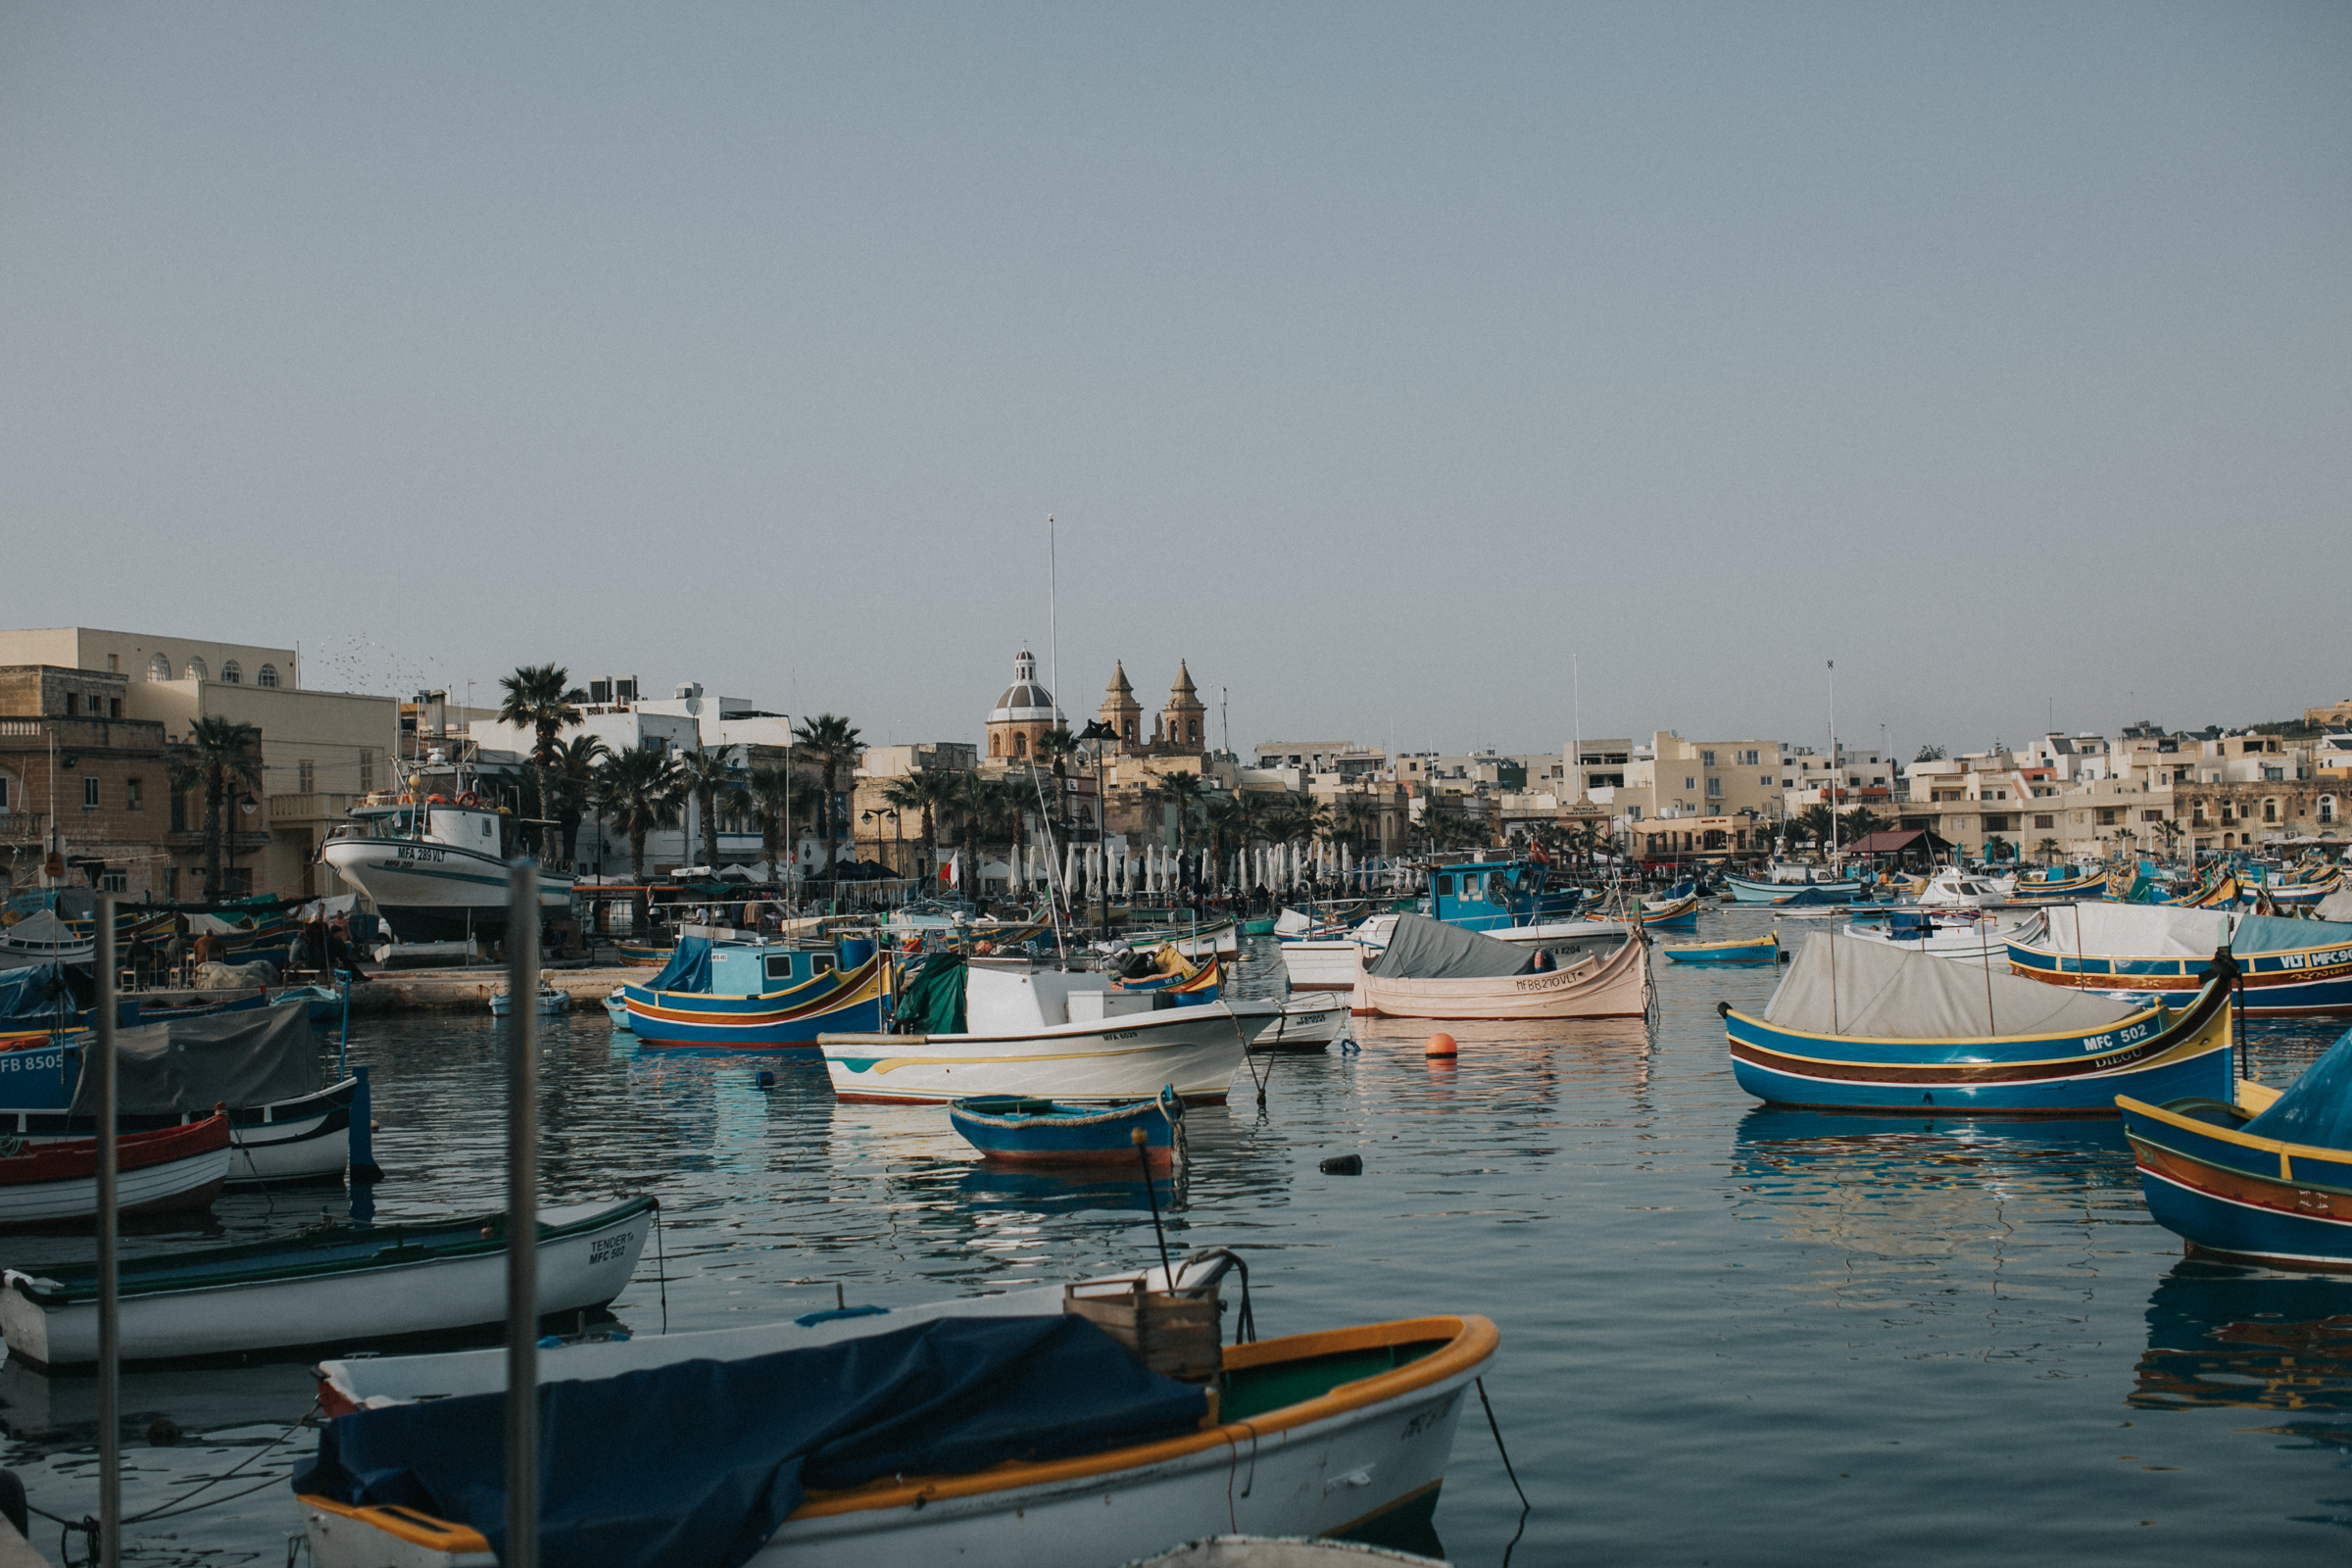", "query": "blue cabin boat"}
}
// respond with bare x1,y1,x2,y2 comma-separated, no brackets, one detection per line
621,933,885,1052
1426,859,1589,933
948,1088,1185,1170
